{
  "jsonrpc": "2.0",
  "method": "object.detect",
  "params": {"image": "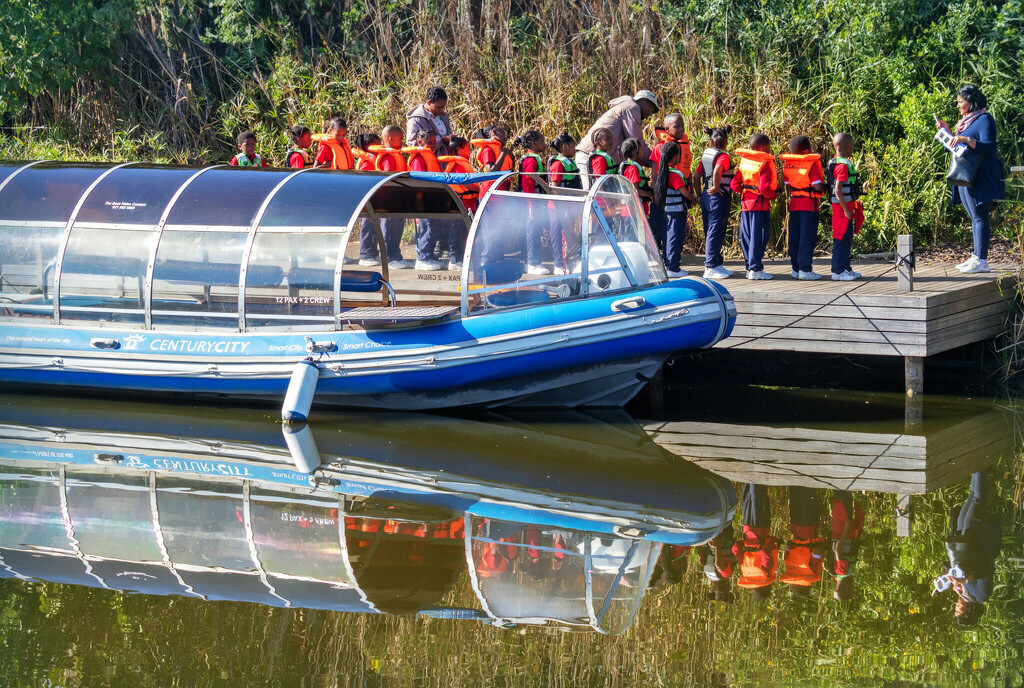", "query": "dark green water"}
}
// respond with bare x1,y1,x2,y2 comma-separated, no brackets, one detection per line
0,388,1020,688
